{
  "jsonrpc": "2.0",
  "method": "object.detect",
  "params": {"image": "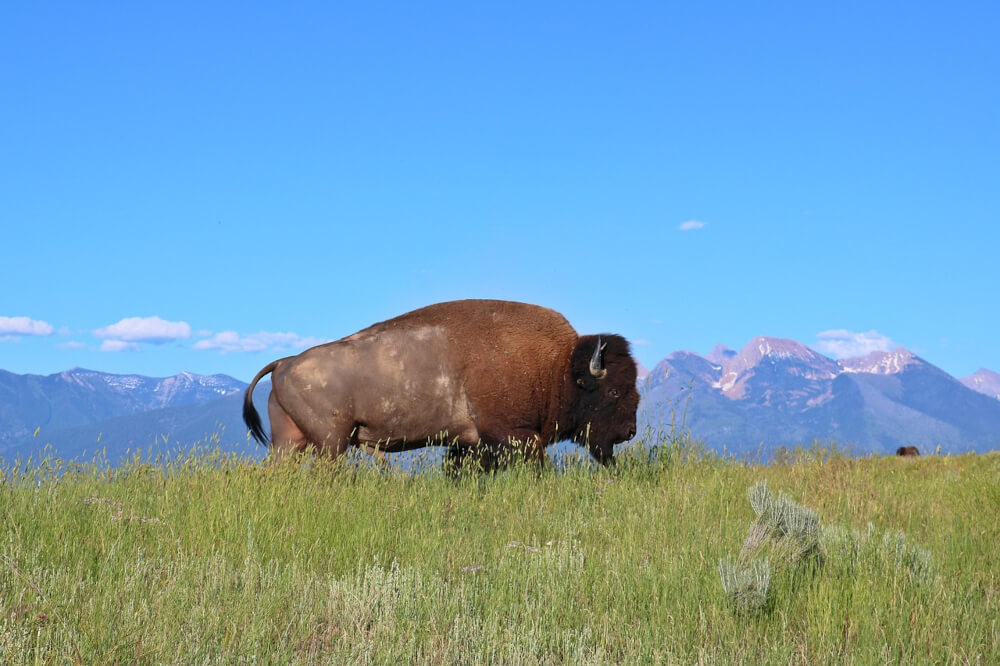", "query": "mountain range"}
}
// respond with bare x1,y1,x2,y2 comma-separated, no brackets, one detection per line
0,368,263,462
2,337,999,463
639,337,1000,456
